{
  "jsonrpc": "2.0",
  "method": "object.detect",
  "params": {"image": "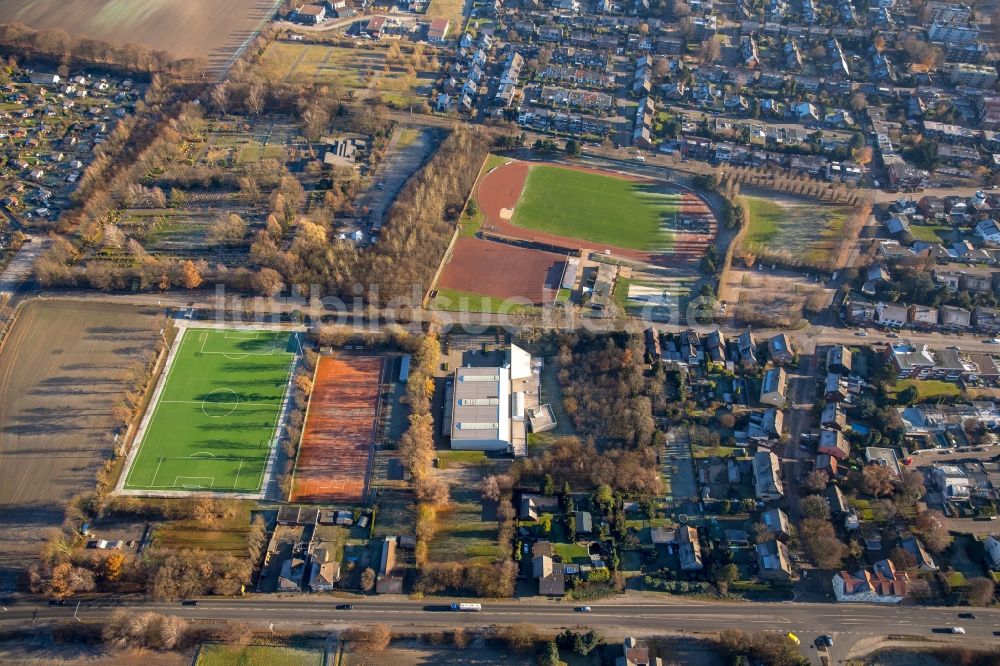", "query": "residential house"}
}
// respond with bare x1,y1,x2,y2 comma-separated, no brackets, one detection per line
827,345,853,374
308,559,341,591
985,535,1000,569
821,403,847,430
617,637,662,666
759,367,788,407
974,307,1000,334
756,539,793,580
767,333,795,365
819,428,850,460
816,453,838,476
832,559,908,603
753,450,784,501
977,218,1000,244
575,511,593,535
865,447,902,479
825,373,849,402
295,4,327,23
678,525,703,571
366,16,387,38
940,305,973,330
761,508,791,541
900,535,938,571
427,17,450,42
825,484,849,515
747,408,784,441
534,555,566,596
875,302,908,328
908,304,939,330
931,464,971,499
846,298,876,325
279,557,306,591
376,537,403,594
736,330,760,368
